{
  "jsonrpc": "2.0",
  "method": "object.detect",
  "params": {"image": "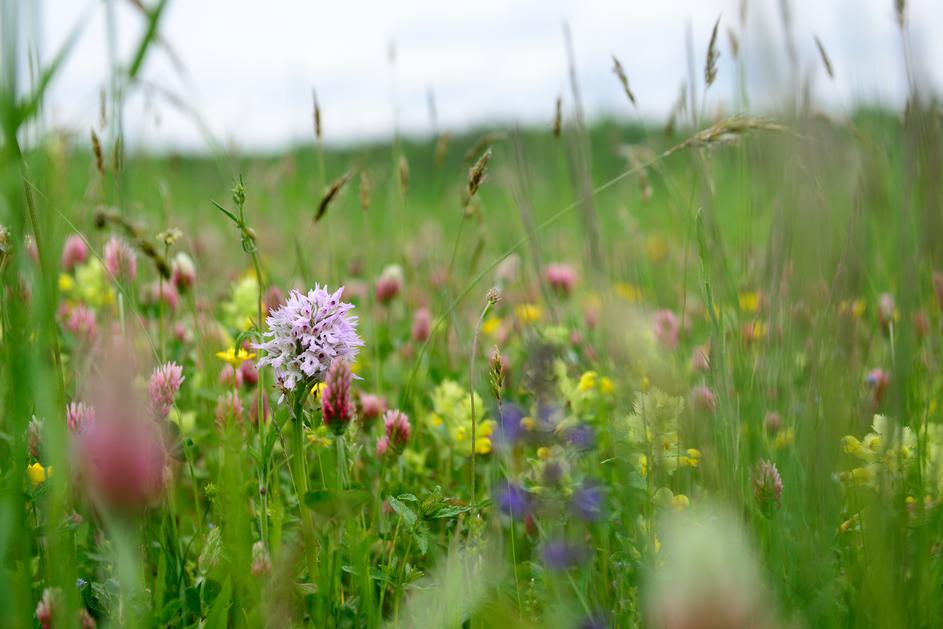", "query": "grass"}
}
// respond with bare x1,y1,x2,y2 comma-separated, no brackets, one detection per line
3,2,943,627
